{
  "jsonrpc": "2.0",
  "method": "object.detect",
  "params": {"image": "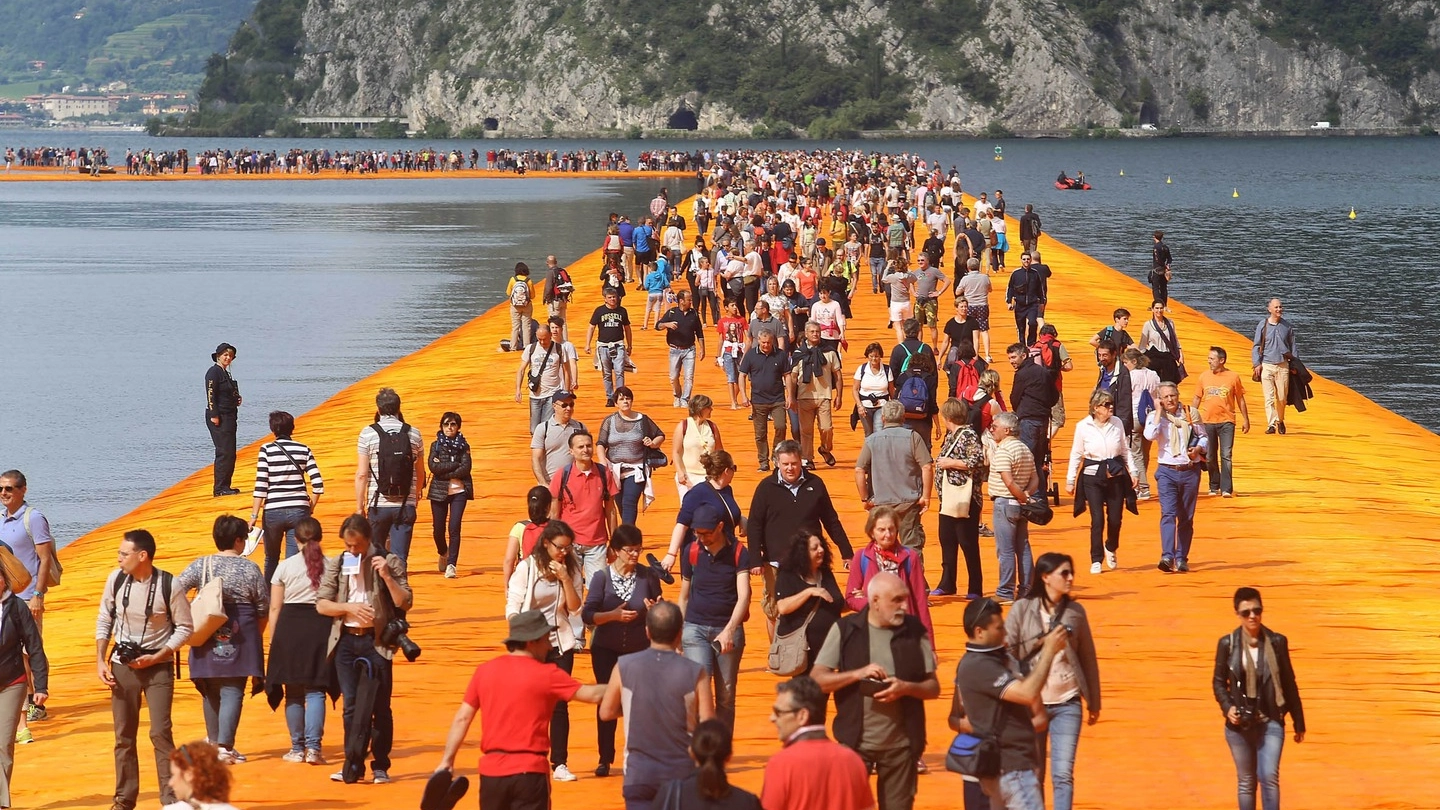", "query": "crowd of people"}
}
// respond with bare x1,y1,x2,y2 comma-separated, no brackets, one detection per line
2,147,1314,810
